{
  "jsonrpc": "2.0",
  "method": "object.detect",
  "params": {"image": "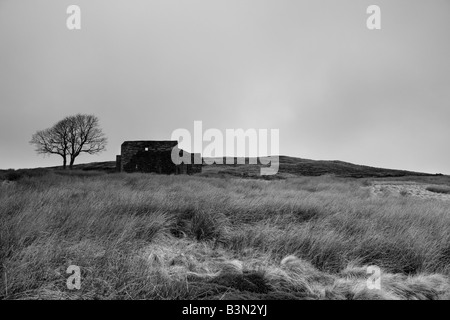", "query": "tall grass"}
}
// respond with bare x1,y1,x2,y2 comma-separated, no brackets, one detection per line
0,171,449,299
427,185,450,195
